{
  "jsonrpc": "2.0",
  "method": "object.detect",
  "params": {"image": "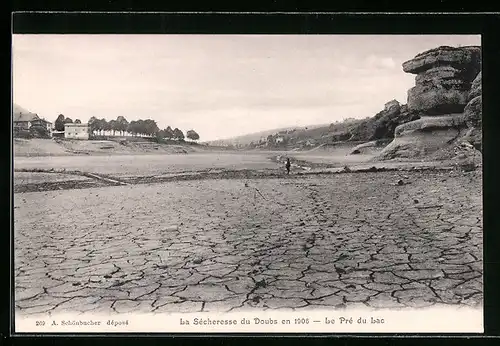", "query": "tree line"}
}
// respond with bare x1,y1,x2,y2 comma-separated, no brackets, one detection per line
54,114,200,141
